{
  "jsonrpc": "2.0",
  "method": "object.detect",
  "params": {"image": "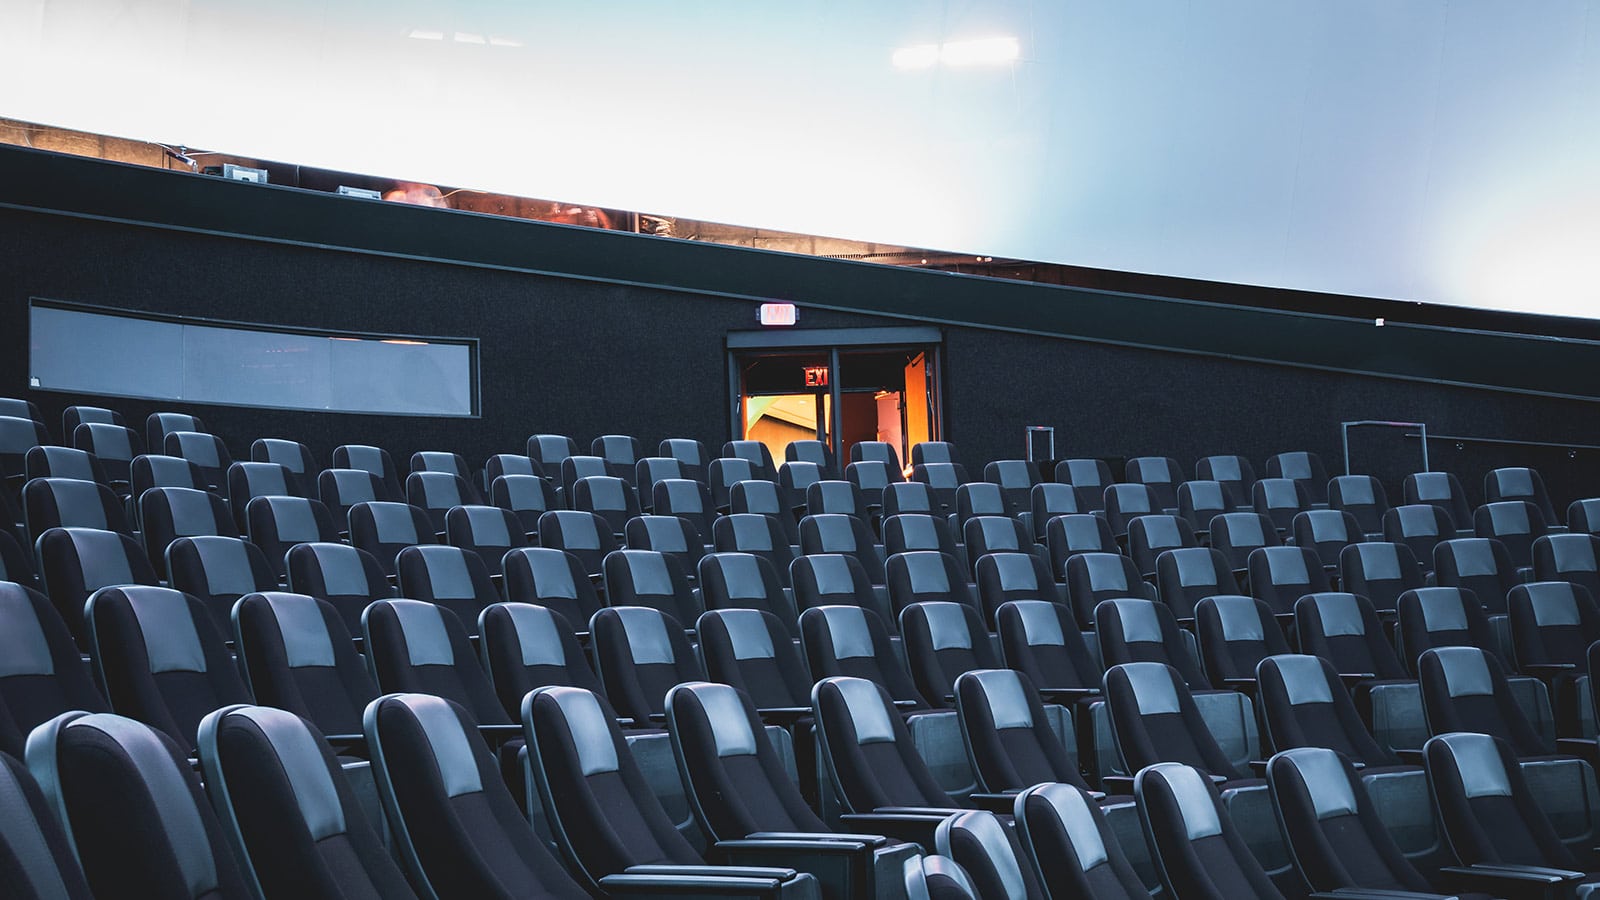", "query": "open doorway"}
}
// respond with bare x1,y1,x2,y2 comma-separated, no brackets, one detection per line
729,329,942,472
